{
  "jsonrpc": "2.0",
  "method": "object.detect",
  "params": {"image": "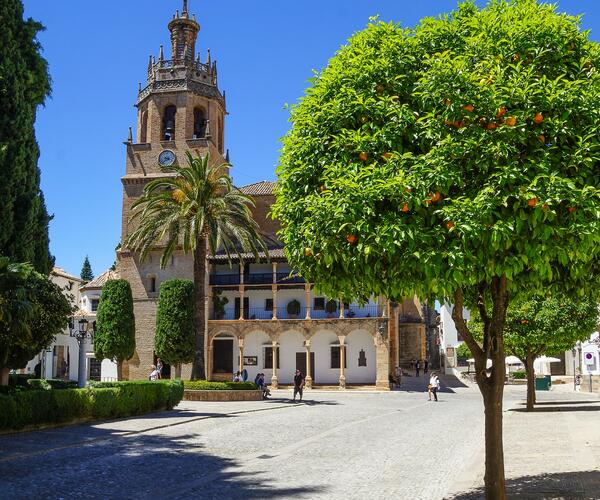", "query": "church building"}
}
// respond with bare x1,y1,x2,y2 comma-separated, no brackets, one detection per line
118,1,426,387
